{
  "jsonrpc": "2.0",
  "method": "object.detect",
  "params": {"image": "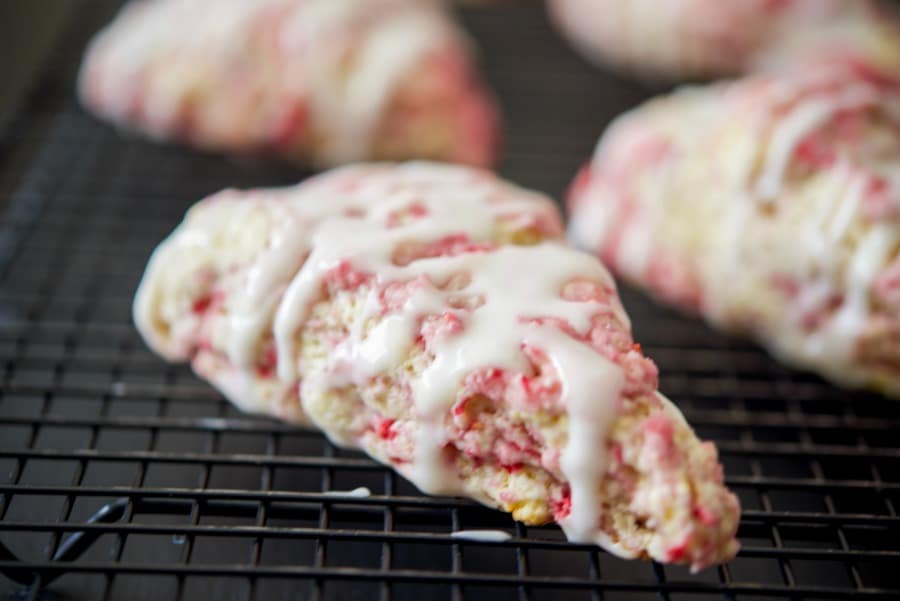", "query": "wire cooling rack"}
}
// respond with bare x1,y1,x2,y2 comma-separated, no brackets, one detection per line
1,2,899,600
